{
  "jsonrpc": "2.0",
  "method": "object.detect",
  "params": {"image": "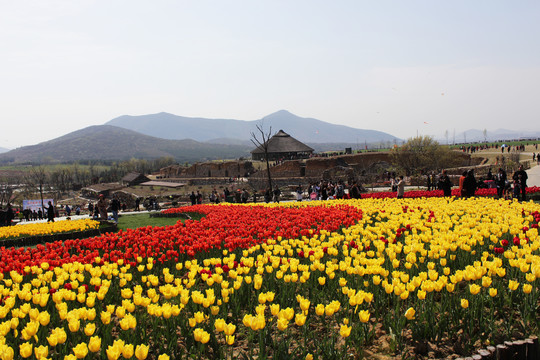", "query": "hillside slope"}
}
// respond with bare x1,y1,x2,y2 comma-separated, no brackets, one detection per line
0,125,251,164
